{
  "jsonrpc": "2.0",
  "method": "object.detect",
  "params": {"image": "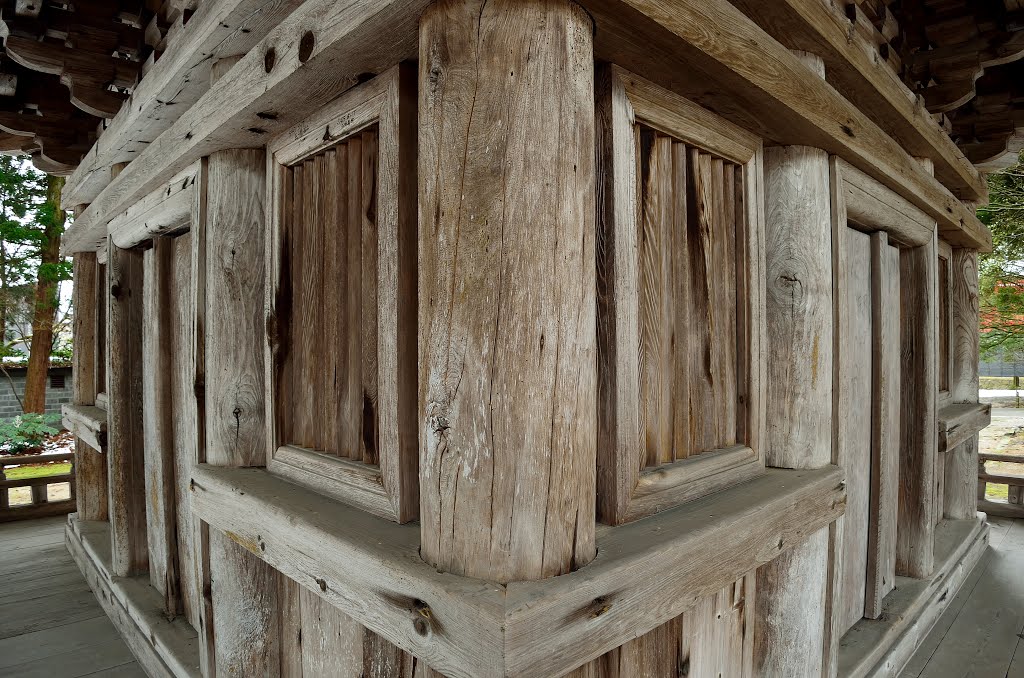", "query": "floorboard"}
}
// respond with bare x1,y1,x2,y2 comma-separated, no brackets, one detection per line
0,516,144,677
903,517,1024,678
